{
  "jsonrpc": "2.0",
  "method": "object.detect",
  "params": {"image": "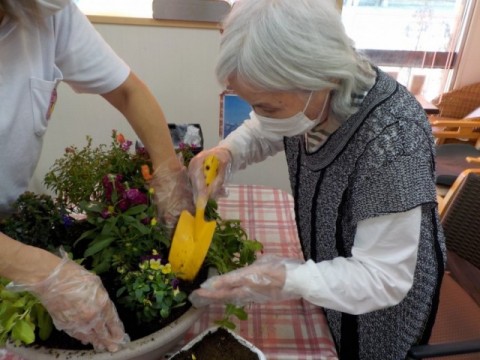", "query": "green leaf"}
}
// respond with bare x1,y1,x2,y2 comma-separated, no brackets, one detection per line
129,221,150,235
0,289,20,301
84,237,115,257
74,228,100,244
232,307,248,320
123,204,148,216
11,319,35,345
